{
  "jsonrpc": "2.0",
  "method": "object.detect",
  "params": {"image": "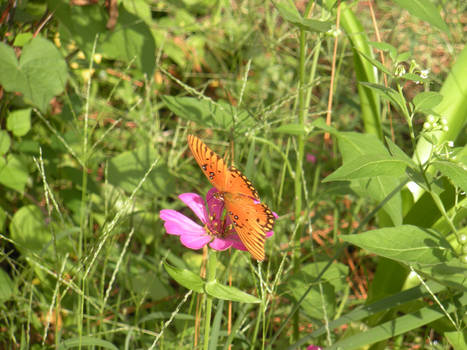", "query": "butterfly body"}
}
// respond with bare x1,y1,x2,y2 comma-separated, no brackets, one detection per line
187,135,275,261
